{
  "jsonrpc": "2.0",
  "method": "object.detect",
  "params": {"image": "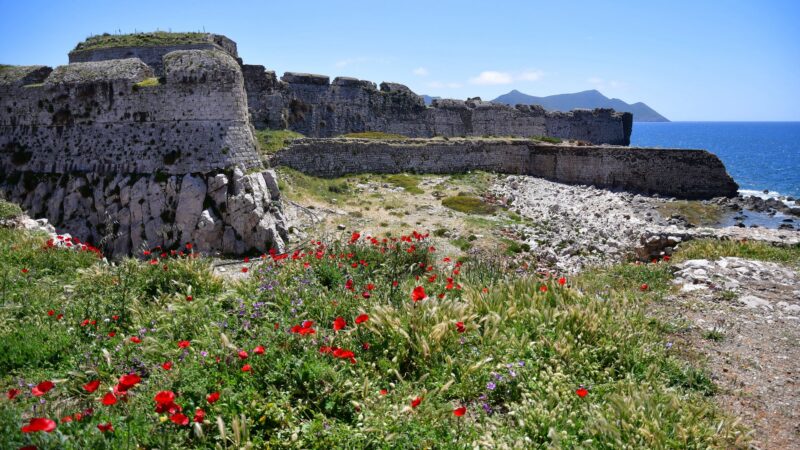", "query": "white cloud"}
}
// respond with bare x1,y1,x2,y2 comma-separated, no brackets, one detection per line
469,71,514,85
516,70,544,82
427,81,462,89
469,70,544,85
588,77,626,90
412,67,429,76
